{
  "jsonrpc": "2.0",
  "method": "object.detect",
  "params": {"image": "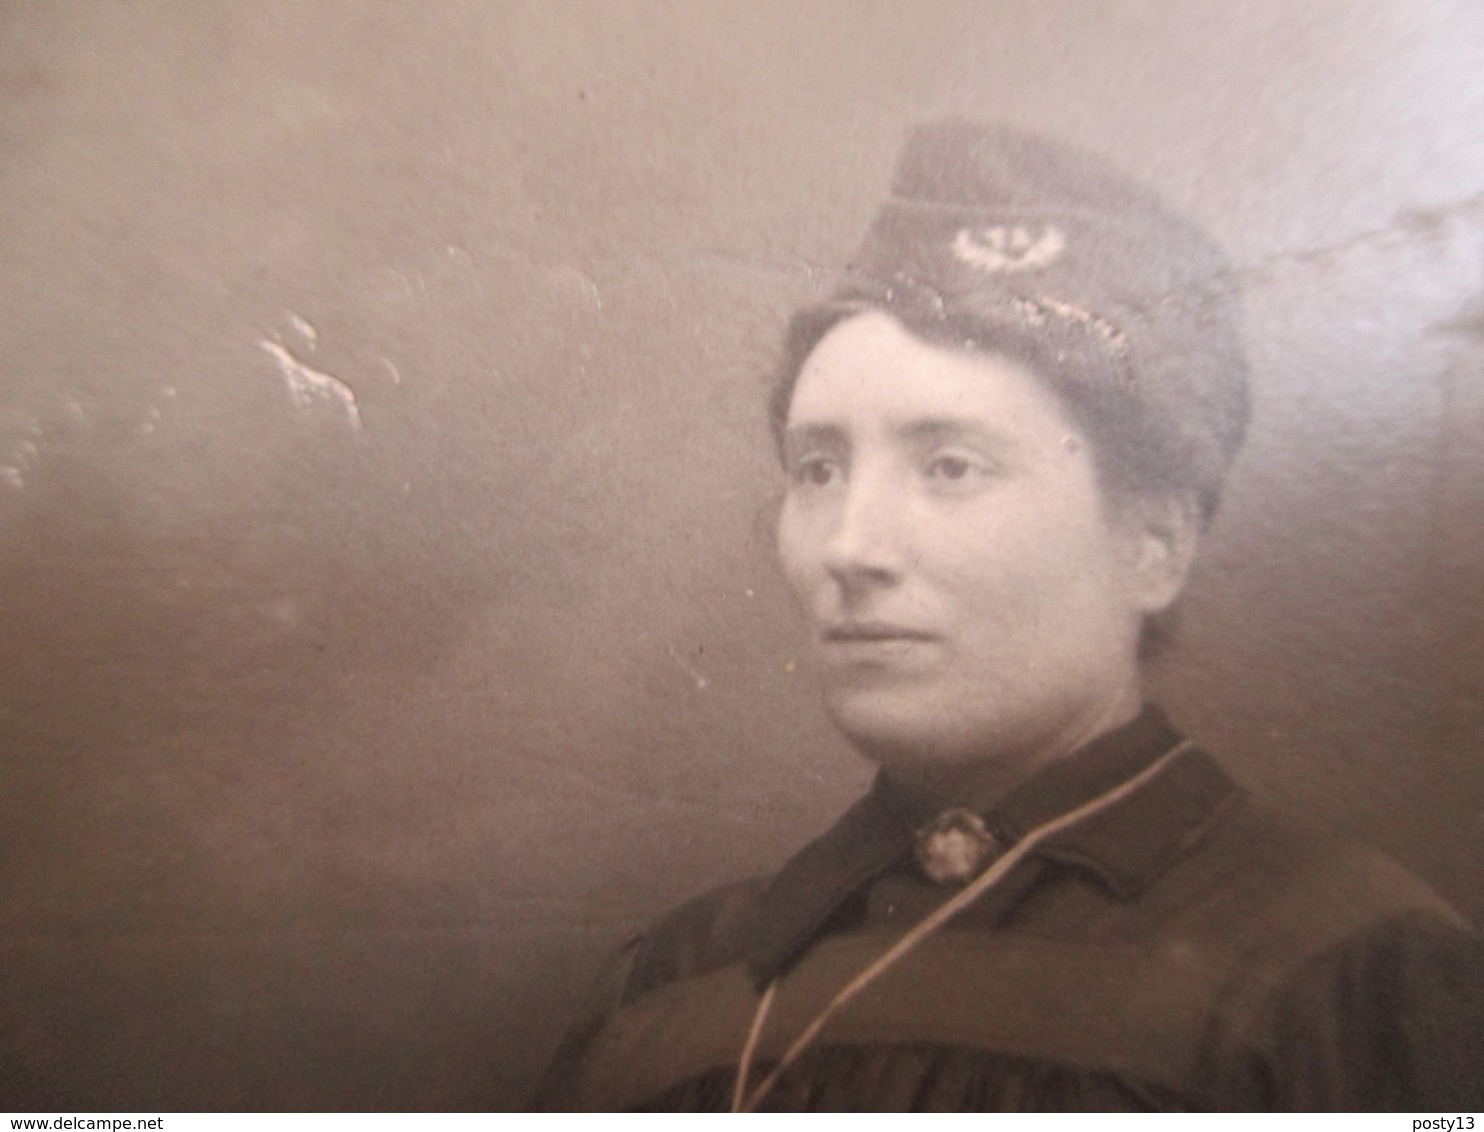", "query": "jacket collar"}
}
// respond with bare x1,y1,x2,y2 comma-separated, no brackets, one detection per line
743,705,1241,985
